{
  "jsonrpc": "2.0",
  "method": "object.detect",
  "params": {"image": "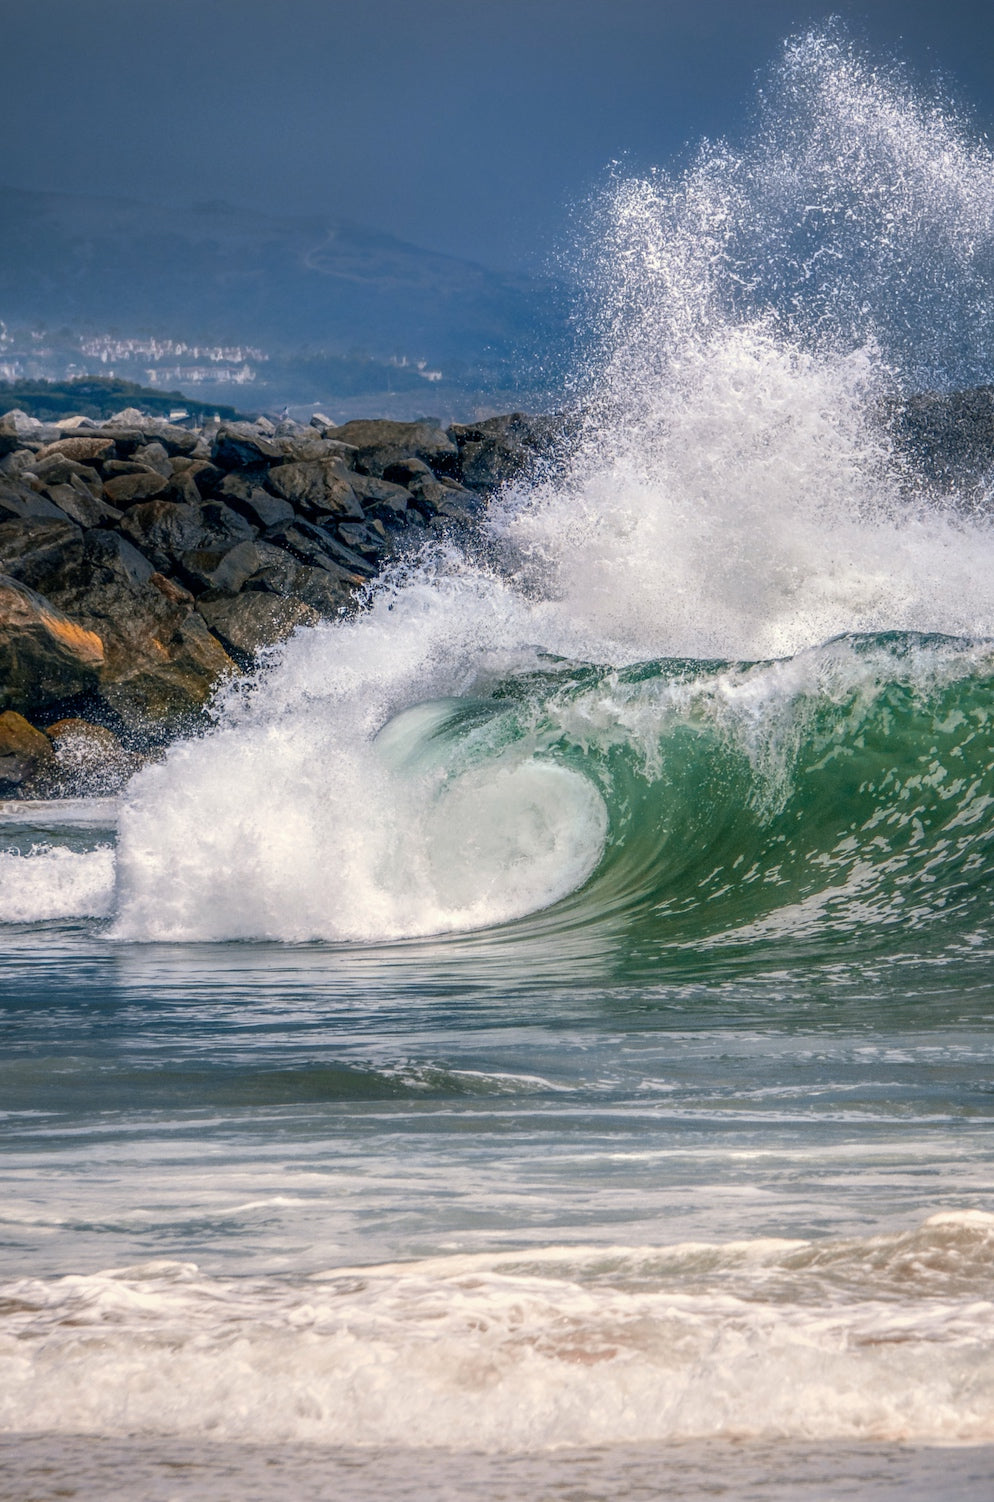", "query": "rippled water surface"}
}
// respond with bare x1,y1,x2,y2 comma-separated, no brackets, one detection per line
6,24,994,1498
